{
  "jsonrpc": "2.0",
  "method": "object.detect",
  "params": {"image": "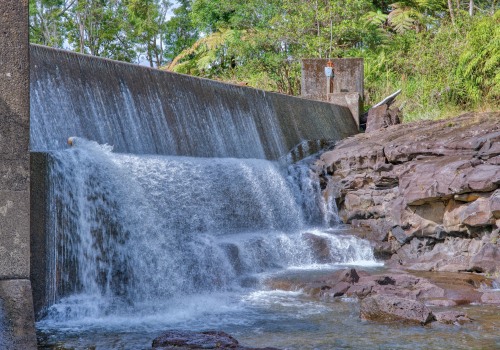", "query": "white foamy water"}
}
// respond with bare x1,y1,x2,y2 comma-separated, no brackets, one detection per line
37,138,378,348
